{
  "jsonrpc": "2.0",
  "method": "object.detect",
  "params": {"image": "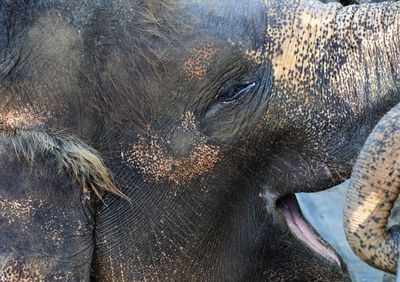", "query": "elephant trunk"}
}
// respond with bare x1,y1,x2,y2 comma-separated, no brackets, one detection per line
344,103,400,274
344,2,400,110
